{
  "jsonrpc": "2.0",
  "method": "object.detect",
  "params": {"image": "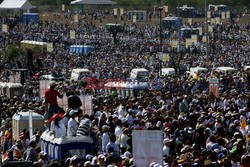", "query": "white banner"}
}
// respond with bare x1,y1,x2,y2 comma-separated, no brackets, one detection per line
226,11,230,19
114,8,118,16
39,80,50,98
57,94,68,110
2,24,8,32
188,18,193,25
81,95,93,115
70,30,76,40
221,12,225,19
207,11,211,18
29,110,33,140
74,15,78,22
47,43,53,52
62,4,65,11
133,15,137,23
120,8,124,15
133,130,163,167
